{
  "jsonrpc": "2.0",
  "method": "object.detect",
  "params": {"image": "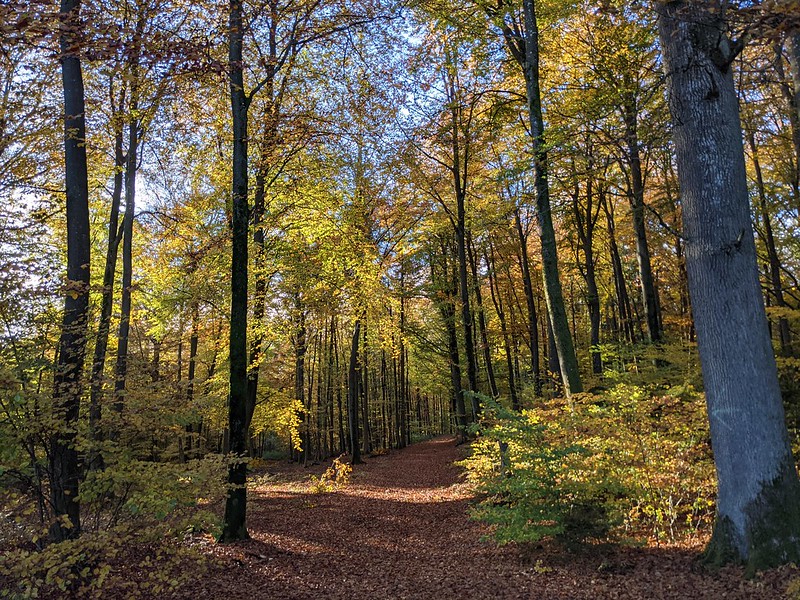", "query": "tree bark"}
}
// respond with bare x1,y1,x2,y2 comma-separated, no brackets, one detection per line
622,92,662,343
380,348,389,450
454,172,479,416
570,158,602,374
487,245,519,410
326,316,336,456
515,0,582,395
746,131,792,356
513,208,542,393
333,318,345,454
361,319,371,455
112,98,138,420
398,271,408,448
603,192,636,343
293,300,307,463
784,35,800,212
184,301,199,459
432,246,467,438
112,11,146,424
467,233,498,398
50,0,91,542
659,0,800,571
220,0,250,542
87,119,124,471
246,172,267,432
348,319,363,464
